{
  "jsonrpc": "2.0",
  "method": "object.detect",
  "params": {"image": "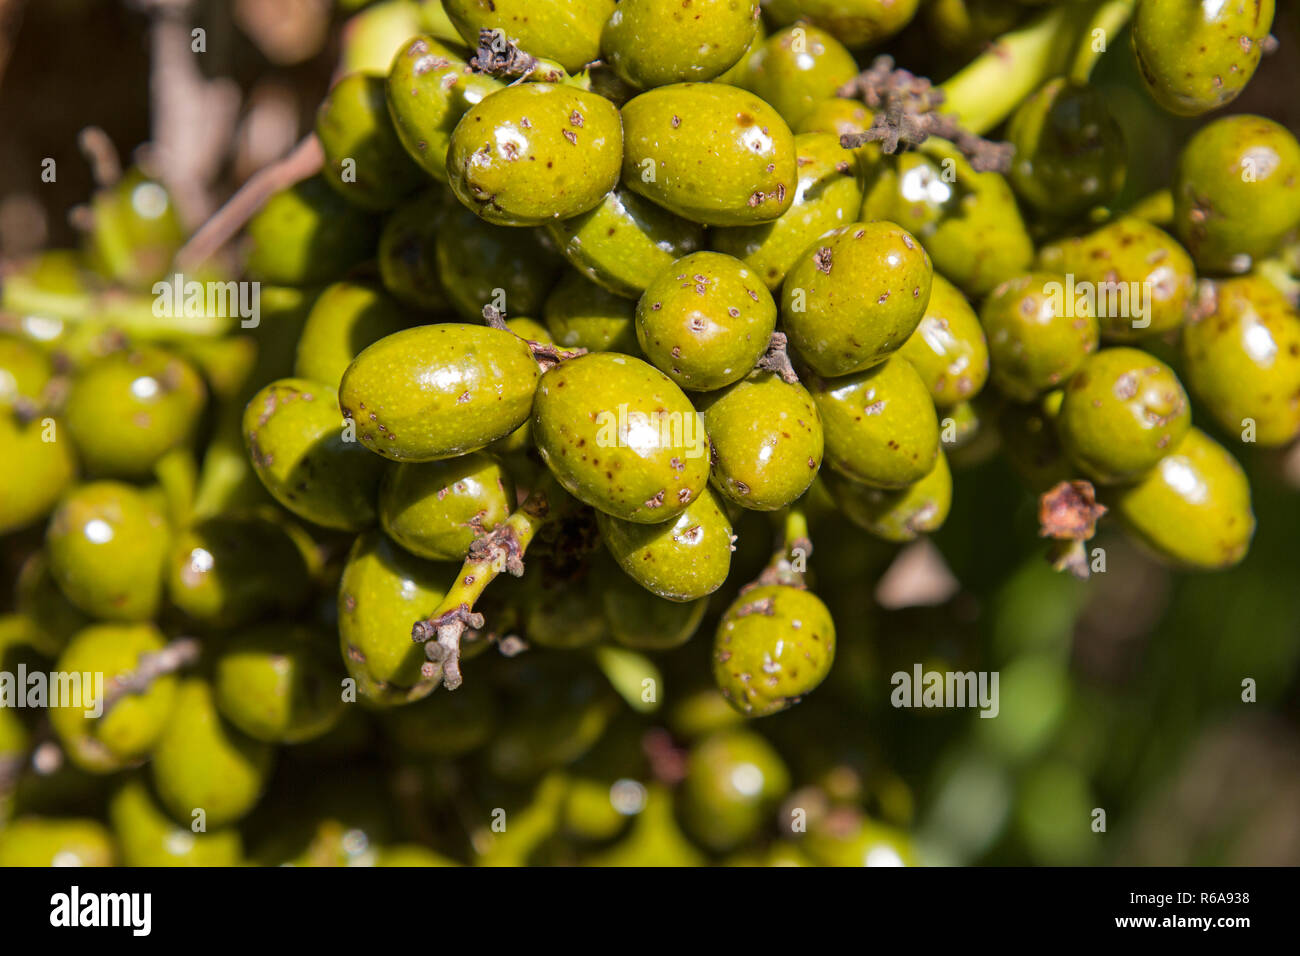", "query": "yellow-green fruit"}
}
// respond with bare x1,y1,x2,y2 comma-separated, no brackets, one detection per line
243,377,388,531
602,0,759,89
1111,428,1254,570
316,72,426,211
699,372,823,510
599,563,707,650
805,814,917,866
0,414,76,535
1056,348,1191,484
294,281,410,389
46,482,170,622
85,169,185,291
1183,276,1300,446
763,0,920,49
823,448,952,542
712,131,864,290
385,36,504,183
980,272,1099,402
635,251,777,391
434,202,561,319
741,24,857,128
781,221,932,377
377,189,451,311
1132,0,1274,116
810,355,939,489
442,0,614,74
64,347,206,479
545,187,705,299
543,270,641,353
897,273,988,406
214,623,345,744
0,333,52,410
0,817,115,867
109,776,243,867
1173,115,1300,274
151,678,273,827
521,570,608,649
596,486,733,601
341,1,427,74
338,530,455,705
246,176,379,286
166,515,312,627
50,623,177,773
795,97,873,137
621,83,797,226
380,452,515,560
712,584,835,717
678,730,790,851
447,83,623,226
339,324,541,462
1036,217,1196,341
533,352,709,523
